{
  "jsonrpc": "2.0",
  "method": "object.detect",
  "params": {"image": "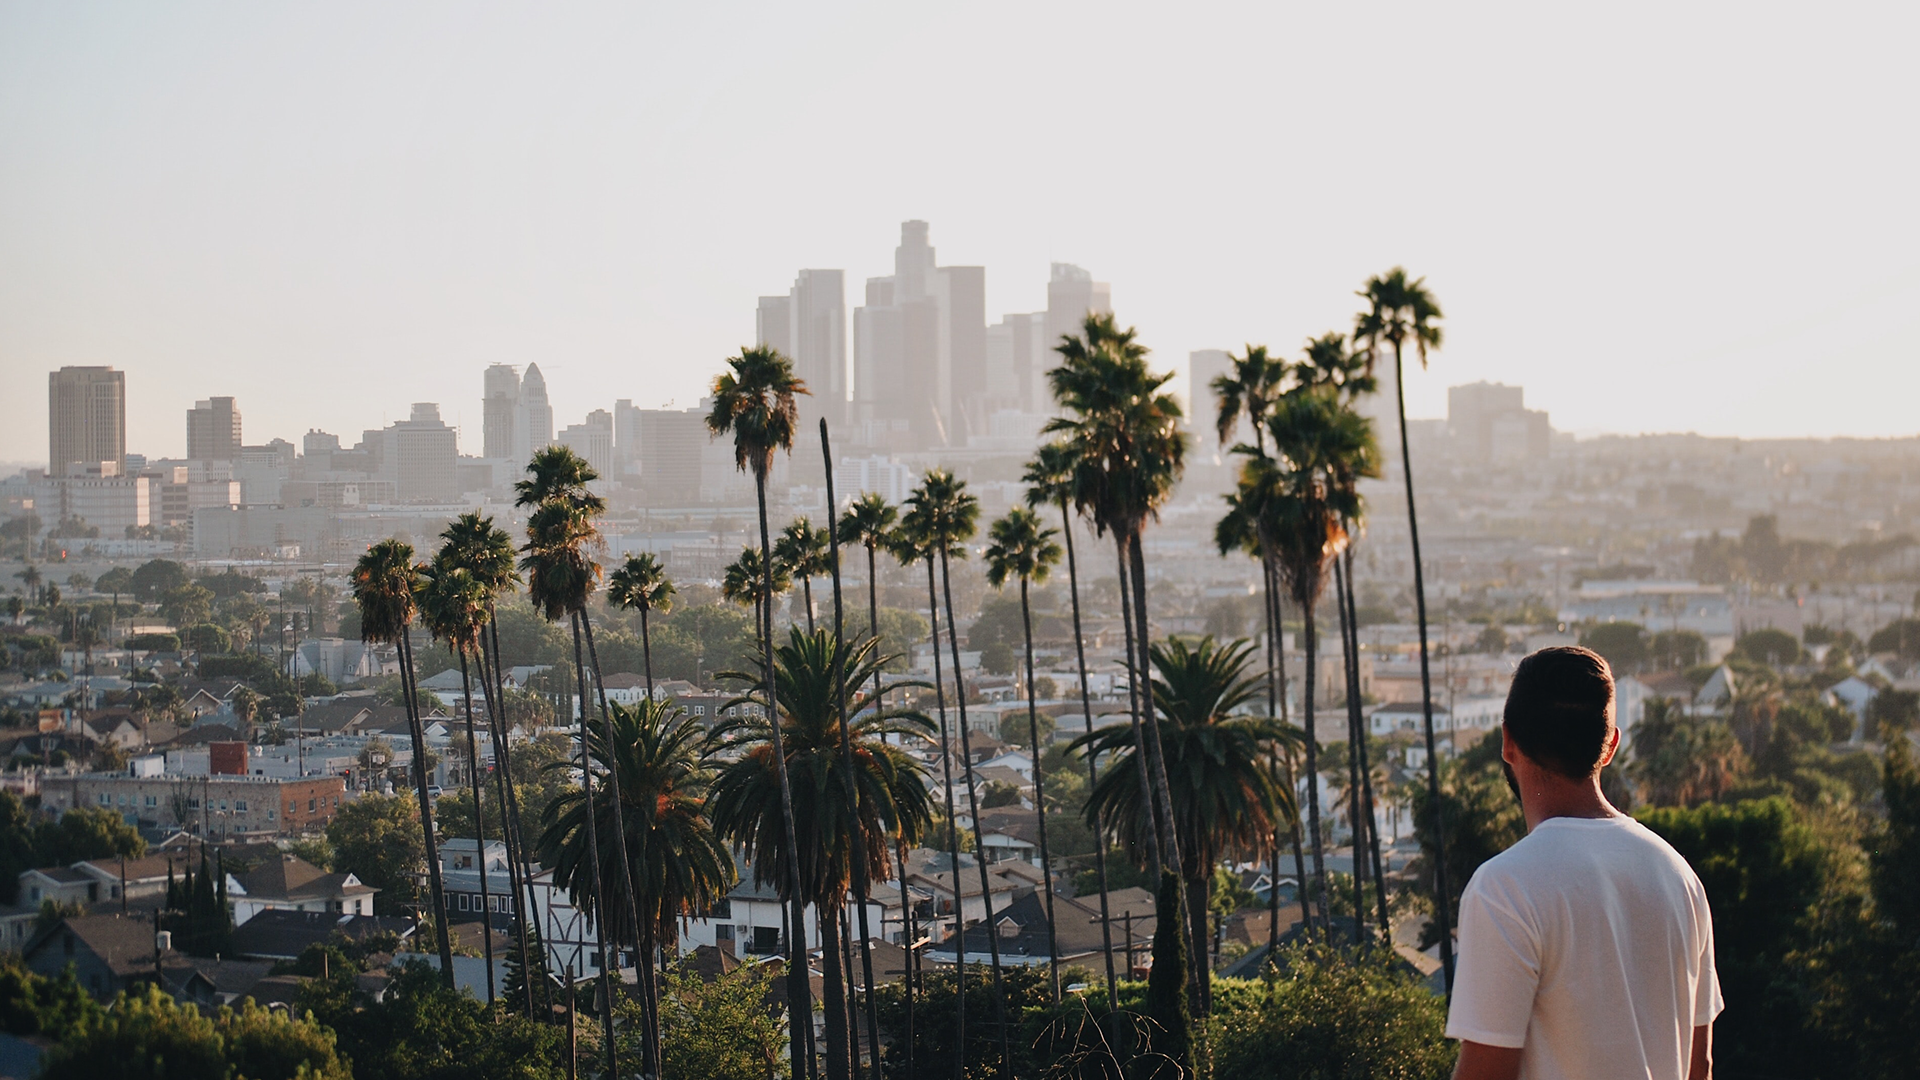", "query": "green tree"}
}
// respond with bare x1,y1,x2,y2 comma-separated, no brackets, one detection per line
160,584,215,629
538,698,735,1076
1579,621,1649,673
625,960,790,1080
872,963,1055,1080
353,538,453,984
774,517,830,635
835,491,898,698
1865,617,1920,660
326,792,425,915
1142,869,1193,1072
31,804,146,868
296,959,563,1080
130,559,190,602
39,985,349,1080
1209,943,1454,1080
1734,627,1805,666
1408,730,1526,949
711,628,935,1080
1630,698,1749,807
606,552,674,696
